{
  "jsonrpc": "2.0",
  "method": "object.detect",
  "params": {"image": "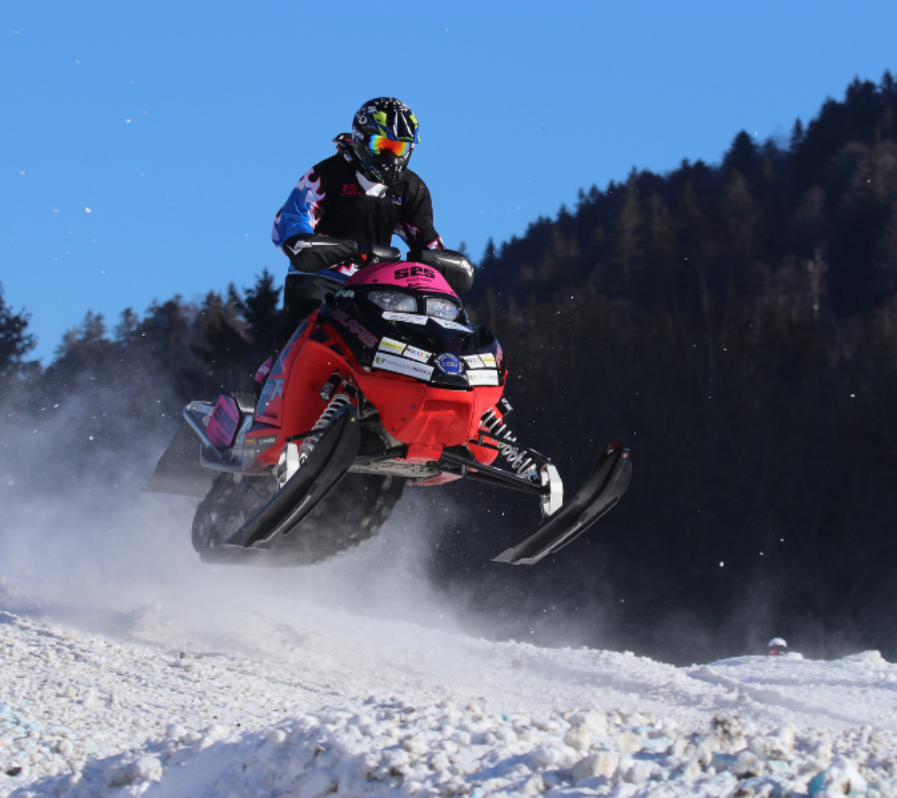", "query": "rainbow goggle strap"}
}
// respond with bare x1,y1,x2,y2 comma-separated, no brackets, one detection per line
368,134,413,158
